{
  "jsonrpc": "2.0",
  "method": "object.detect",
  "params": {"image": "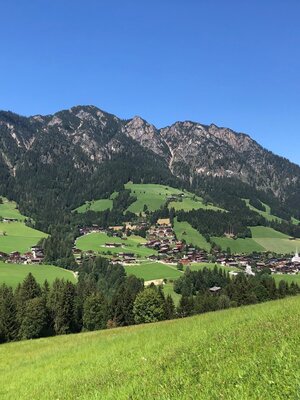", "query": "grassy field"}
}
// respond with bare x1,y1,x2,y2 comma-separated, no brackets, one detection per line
272,273,300,285
243,199,282,223
168,197,223,213
211,226,300,254
74,199,113,213
0,261,76,288
125,183,184,213
0,198,27,221
125,183,224,214
243,199,300,226
76,232,156,258
125,261,182,281
0,296,299,399
251,226,300,254
0,222,47,254
212,235,265,253
173,218,211,251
